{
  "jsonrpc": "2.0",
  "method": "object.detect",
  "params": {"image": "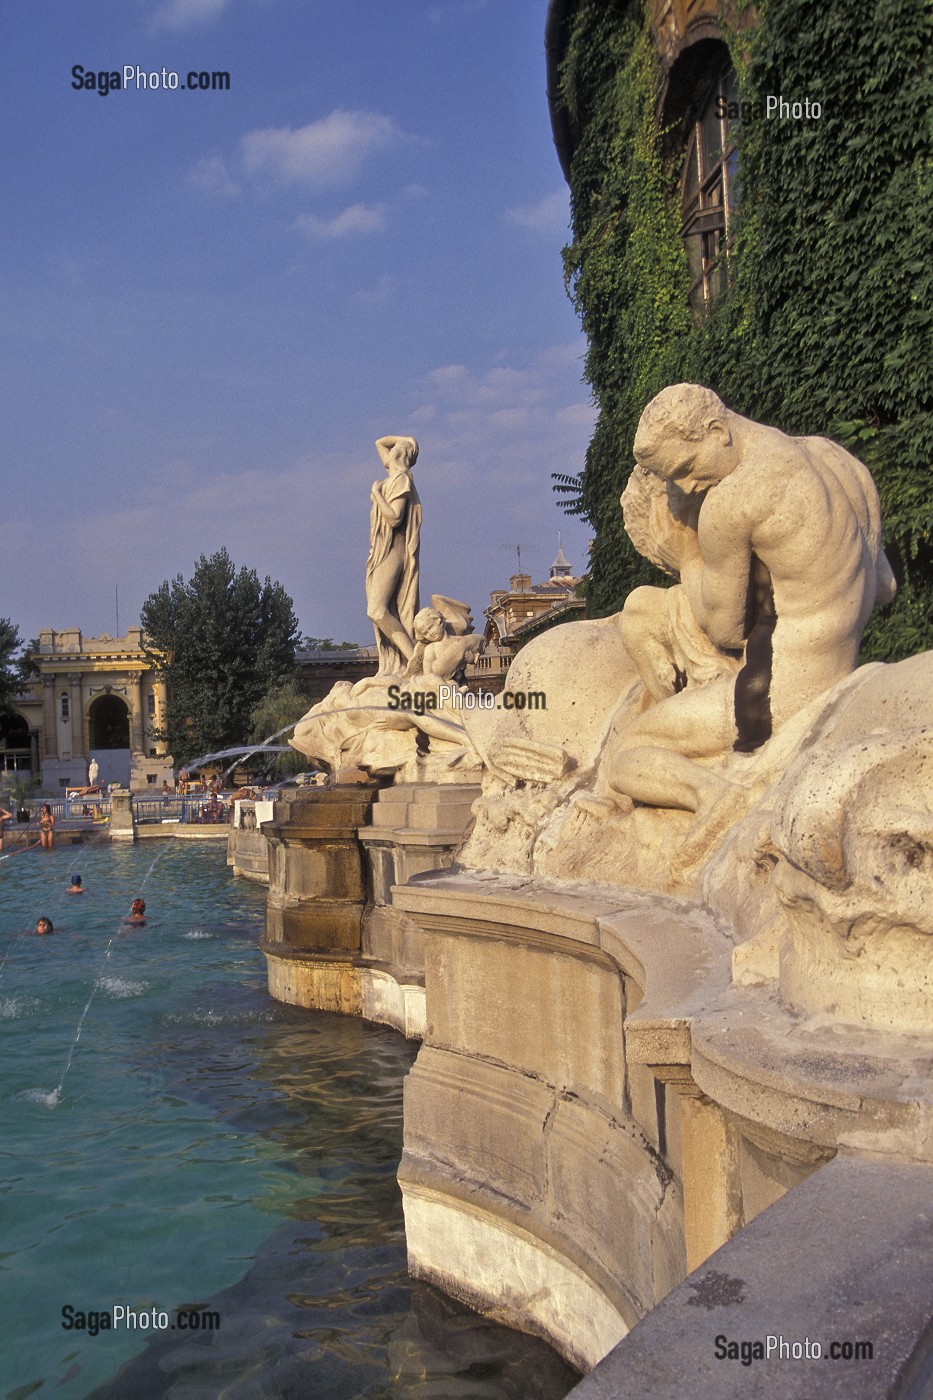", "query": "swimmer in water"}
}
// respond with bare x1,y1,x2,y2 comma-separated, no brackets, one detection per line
123,899,146,926
35,917,54,936
66,874,85,895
